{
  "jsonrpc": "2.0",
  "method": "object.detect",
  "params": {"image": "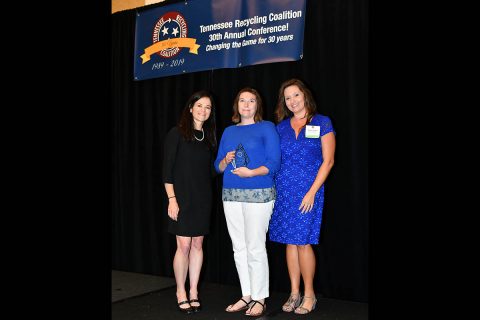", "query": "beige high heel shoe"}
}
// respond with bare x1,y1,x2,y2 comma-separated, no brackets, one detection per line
294,296,317,314
282,293,301,312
